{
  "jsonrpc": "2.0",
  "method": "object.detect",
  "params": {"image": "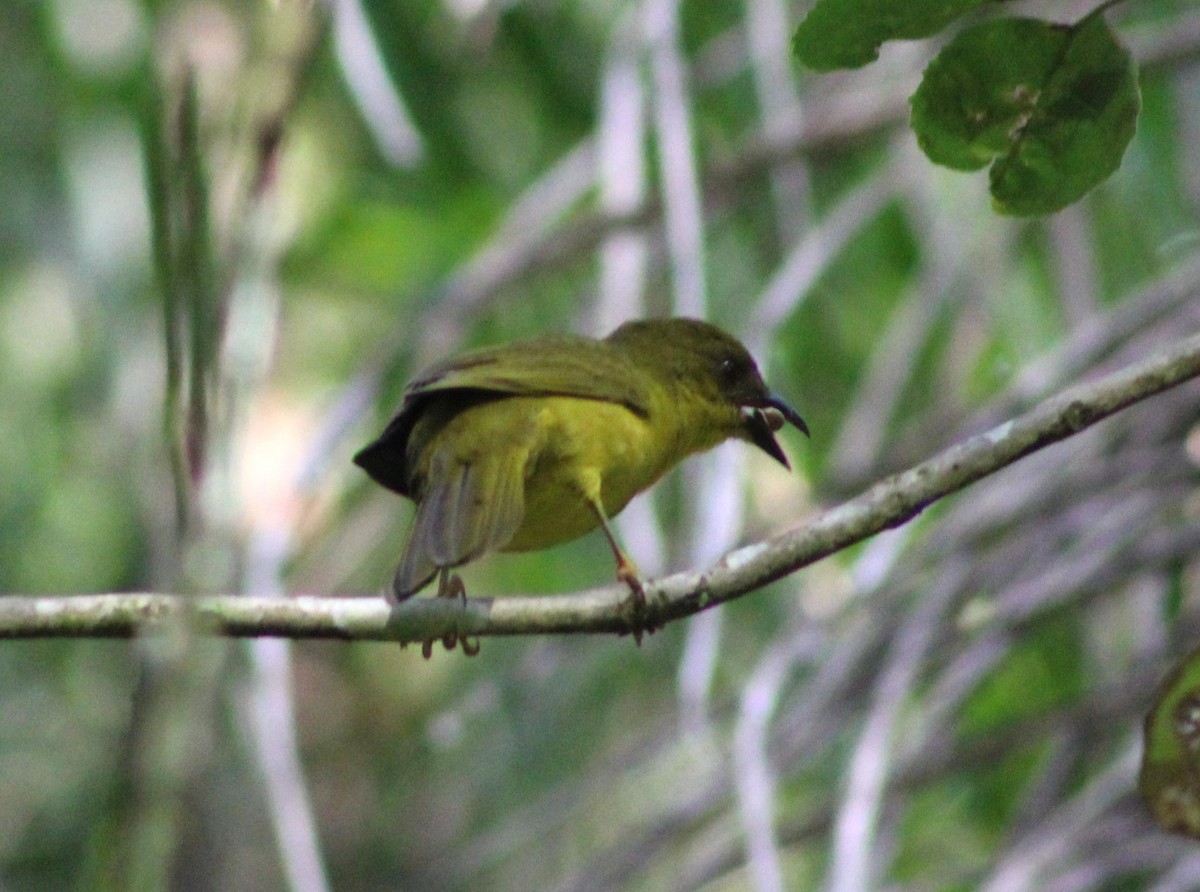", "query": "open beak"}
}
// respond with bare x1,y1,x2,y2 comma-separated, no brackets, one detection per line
742,394,809,470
